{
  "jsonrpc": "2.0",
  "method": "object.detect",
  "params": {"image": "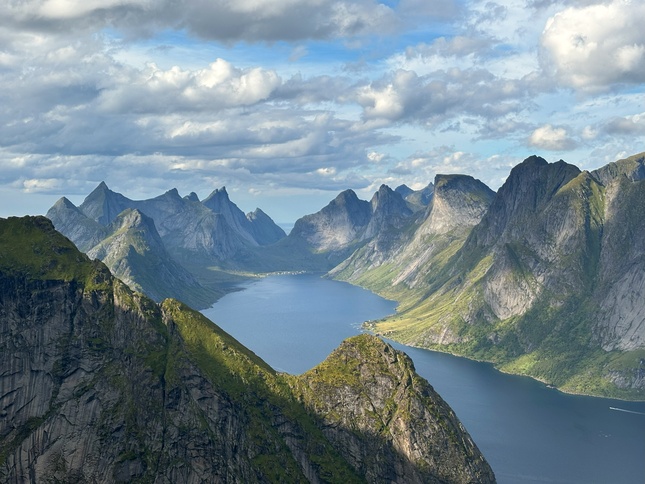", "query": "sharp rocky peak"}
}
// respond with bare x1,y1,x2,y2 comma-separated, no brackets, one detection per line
52,196,78,210
163,188,181,199
184,192,200,202
203,186,230,202
419,174,494,235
